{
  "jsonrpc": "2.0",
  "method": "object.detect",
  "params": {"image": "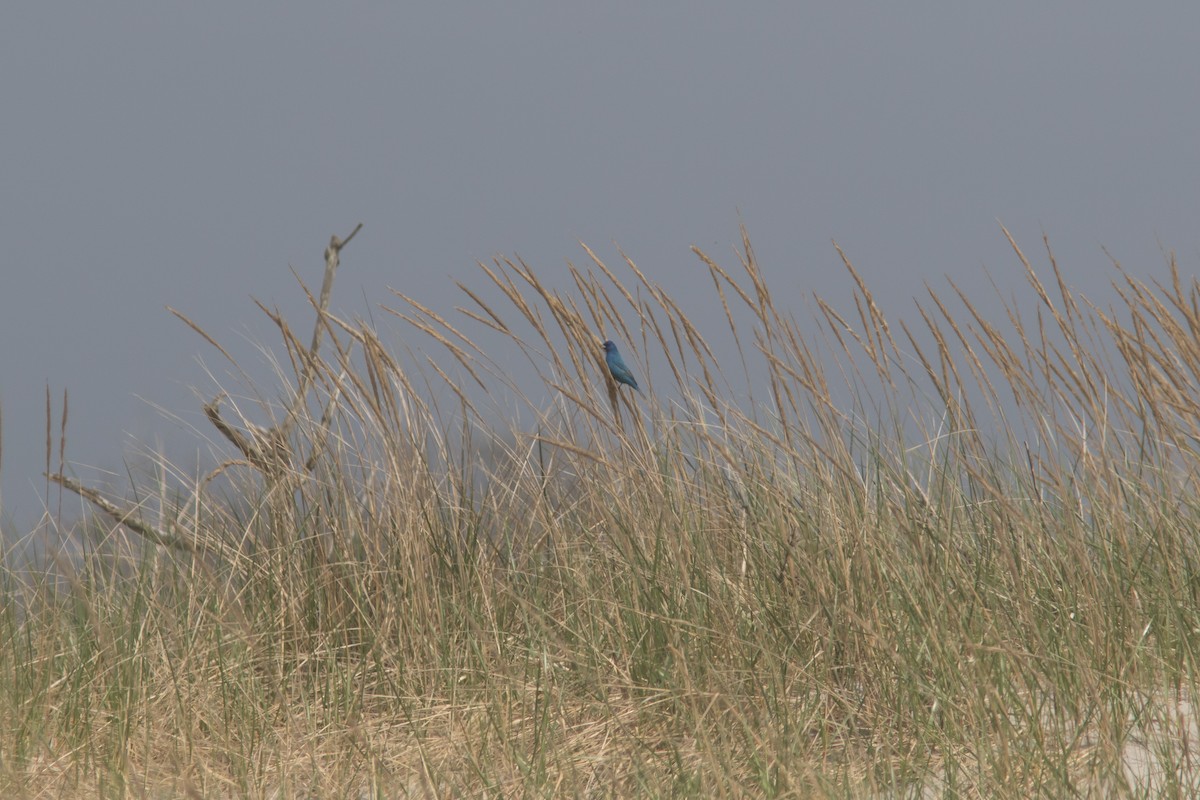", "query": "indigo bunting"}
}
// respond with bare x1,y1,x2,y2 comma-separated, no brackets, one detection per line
603,340,641,393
